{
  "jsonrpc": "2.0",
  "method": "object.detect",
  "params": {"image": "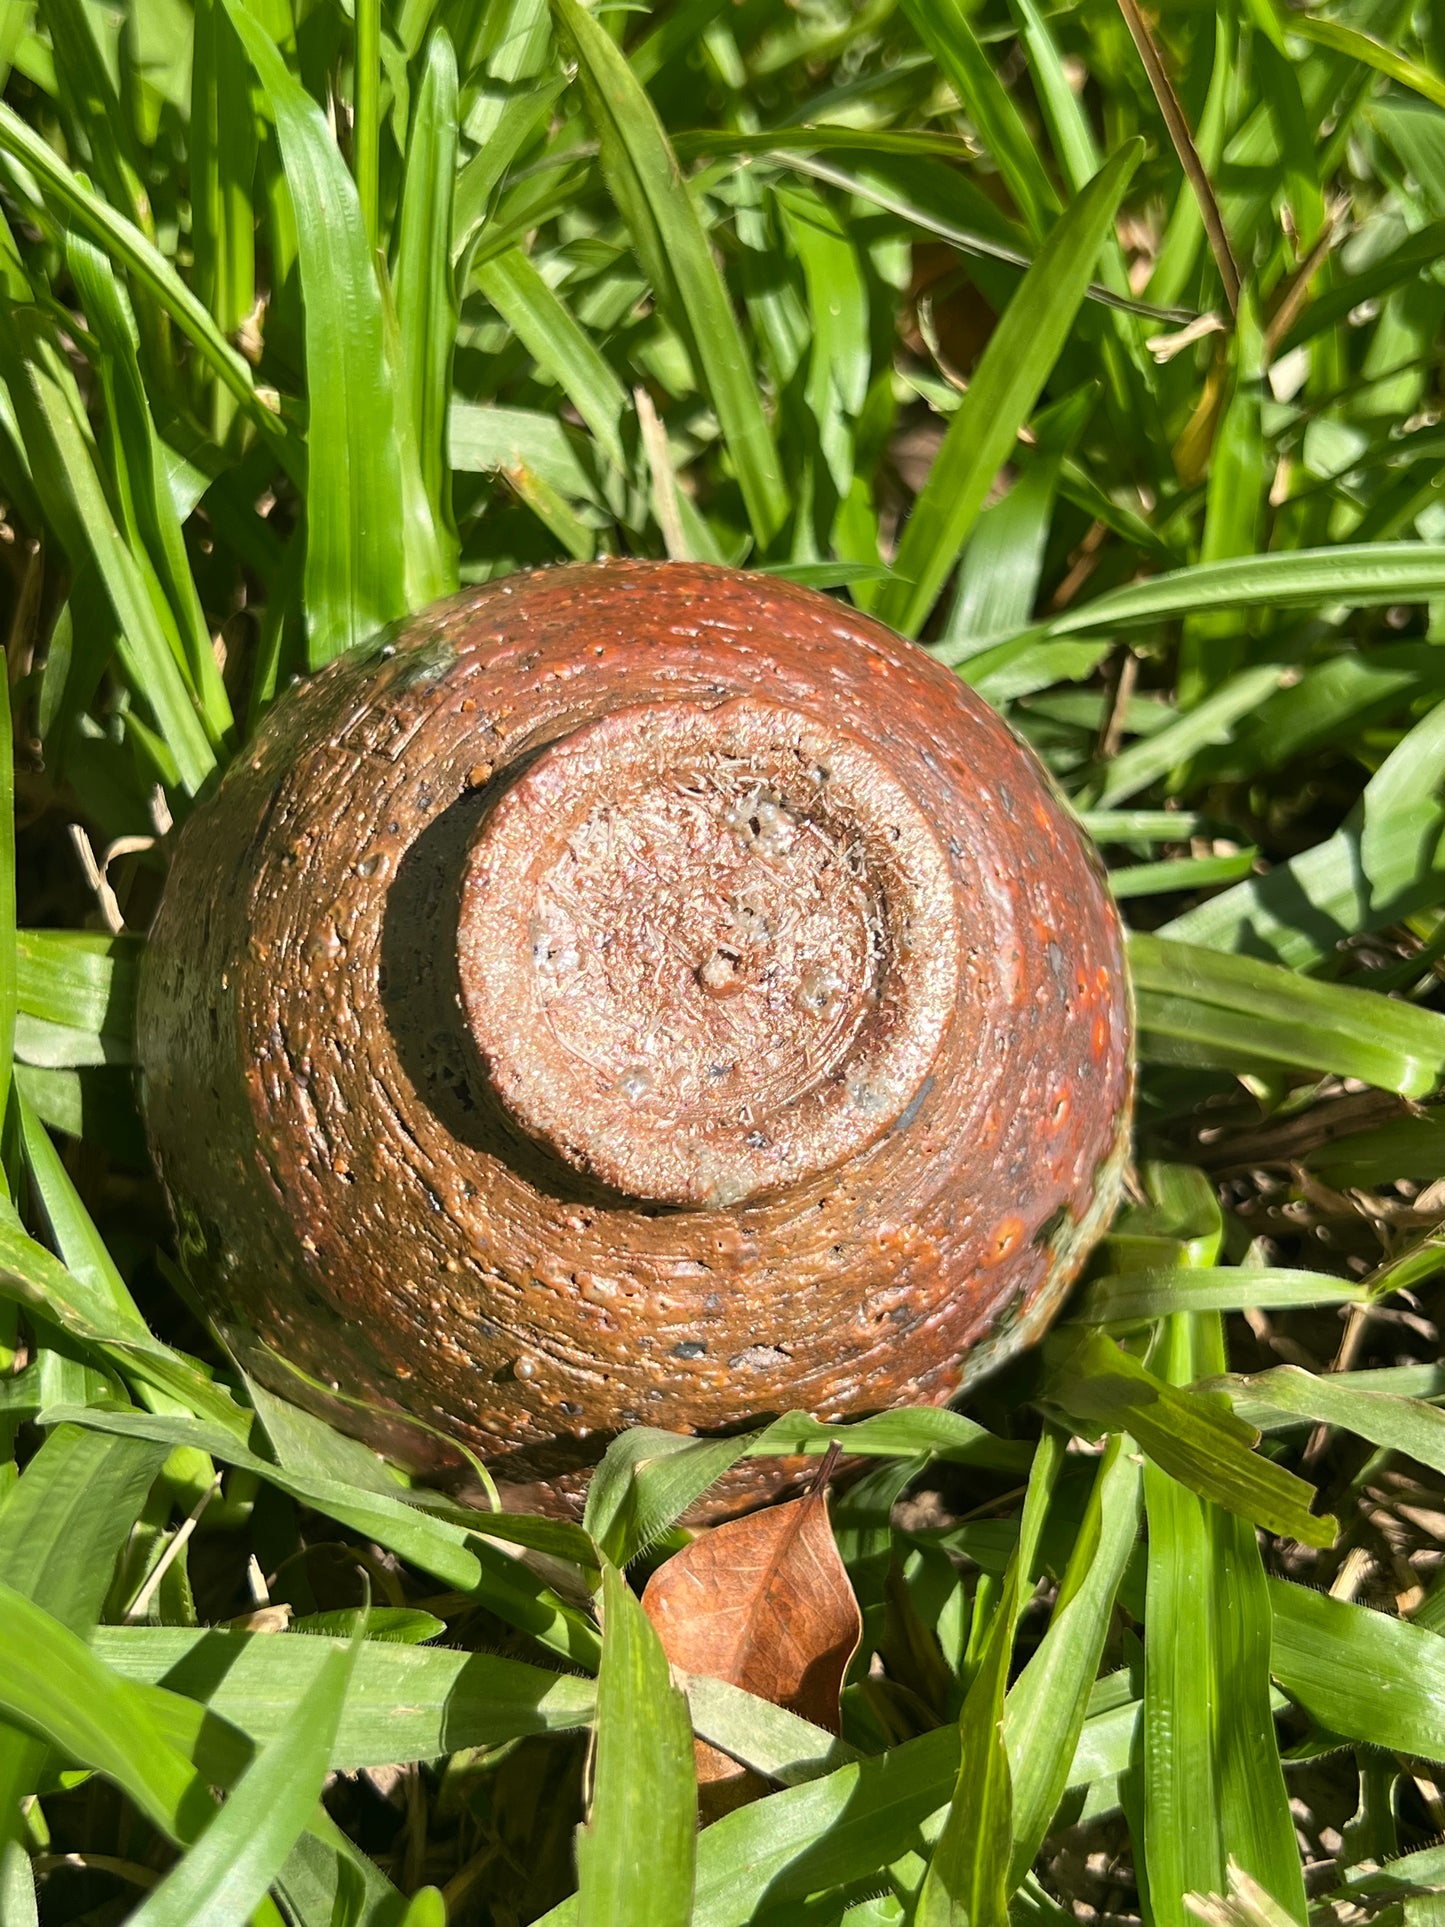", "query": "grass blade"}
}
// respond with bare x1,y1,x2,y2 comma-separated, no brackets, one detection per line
875,140,1141,636
0,1578,212,1842
125,1622,362,1927
0,101,292,473
476,248,629,473
1005,1439,1142,1880
1130,931,1445,1097
916,1564,1017,1925
225,0,433,665
576,1564,696,1927
551,0,788,547
394,28,461,578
